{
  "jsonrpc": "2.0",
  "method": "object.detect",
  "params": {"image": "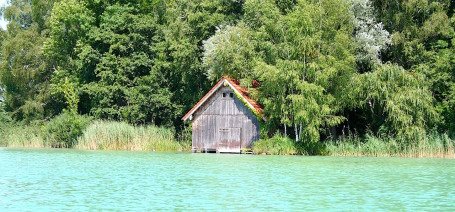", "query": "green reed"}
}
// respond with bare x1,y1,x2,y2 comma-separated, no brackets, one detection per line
252,134,298,155
75,120,188,151
0,124,48,148
325,133,455,158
